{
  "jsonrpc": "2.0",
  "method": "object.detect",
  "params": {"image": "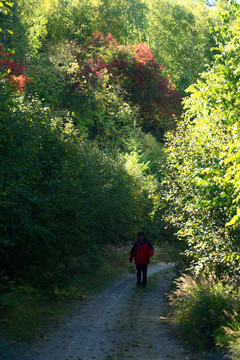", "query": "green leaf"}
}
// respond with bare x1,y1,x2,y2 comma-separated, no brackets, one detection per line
226,215,239,227
7,48,15,54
